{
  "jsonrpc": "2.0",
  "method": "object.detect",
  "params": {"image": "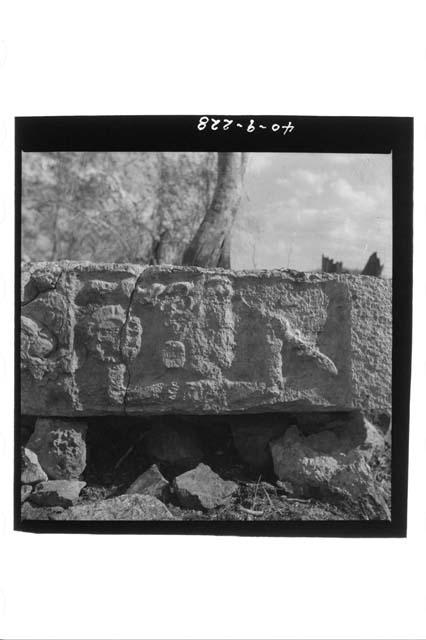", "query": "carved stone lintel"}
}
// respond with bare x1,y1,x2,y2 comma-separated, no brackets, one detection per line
21,263,391,416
